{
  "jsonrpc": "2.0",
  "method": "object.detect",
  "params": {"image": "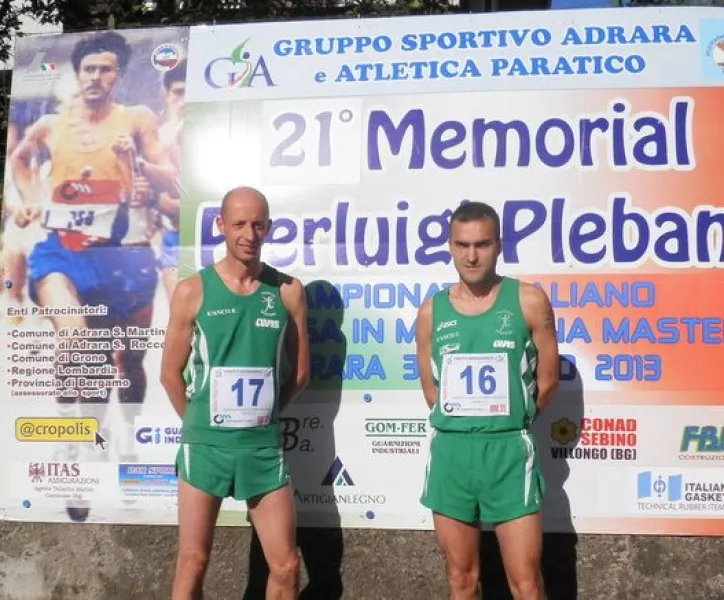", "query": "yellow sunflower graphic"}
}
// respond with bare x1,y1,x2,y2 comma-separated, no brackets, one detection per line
551,418,578,445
